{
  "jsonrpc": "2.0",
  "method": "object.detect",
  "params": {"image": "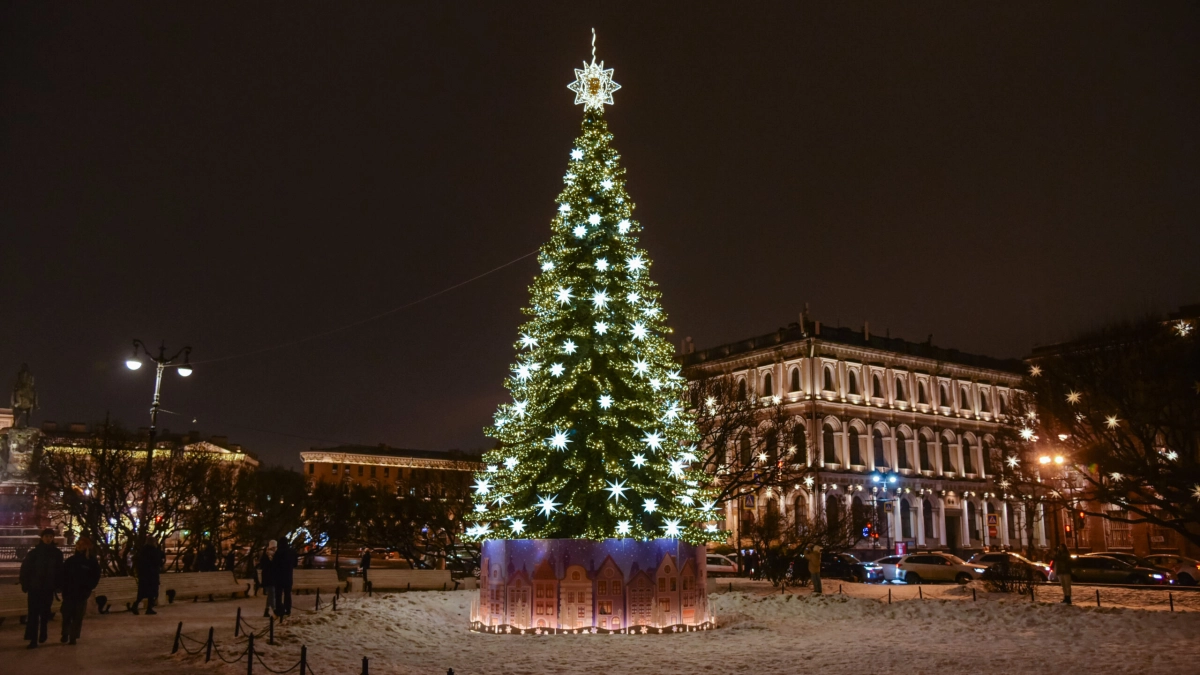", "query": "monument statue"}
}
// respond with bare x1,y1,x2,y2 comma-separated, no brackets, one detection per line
11,363,37,429
2,364,42,481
